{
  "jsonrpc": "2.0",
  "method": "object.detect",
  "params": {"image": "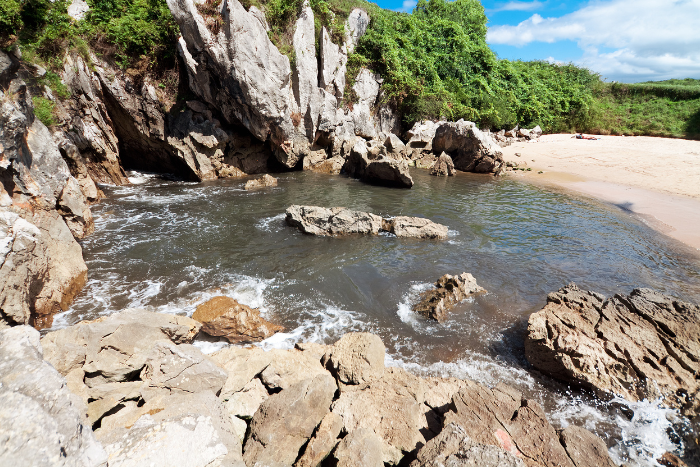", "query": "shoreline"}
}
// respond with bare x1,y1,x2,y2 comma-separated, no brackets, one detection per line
501,134,700,251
